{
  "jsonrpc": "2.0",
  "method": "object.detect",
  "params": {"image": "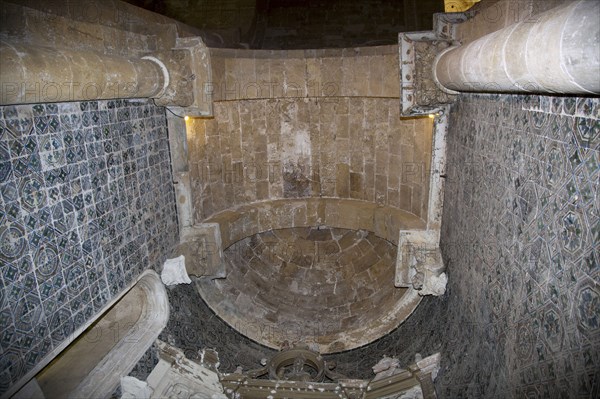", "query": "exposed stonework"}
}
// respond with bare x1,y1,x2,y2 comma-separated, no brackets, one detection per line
453,0,577,45
171,37,214,116
208,46,401,101
174,223,225,279
22,271,170,399
139,340,227,399
203,198,427,248
187,45,434,232
399,33,458,116
0,0,215,121
188,99,434,222
180,43,437,355
160,255,191,285
0,2,502,397
0,0,200,59
372,356,402,381
396,231,447,297
398,11,471,116
196,226,421,353
434,1,600,94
